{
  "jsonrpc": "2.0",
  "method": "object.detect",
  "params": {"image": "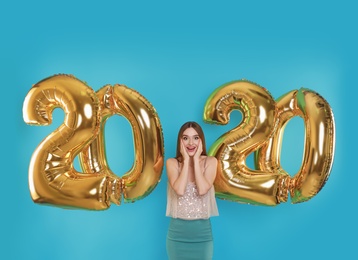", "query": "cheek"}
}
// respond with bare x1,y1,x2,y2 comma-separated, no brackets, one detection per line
182,139,189,145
